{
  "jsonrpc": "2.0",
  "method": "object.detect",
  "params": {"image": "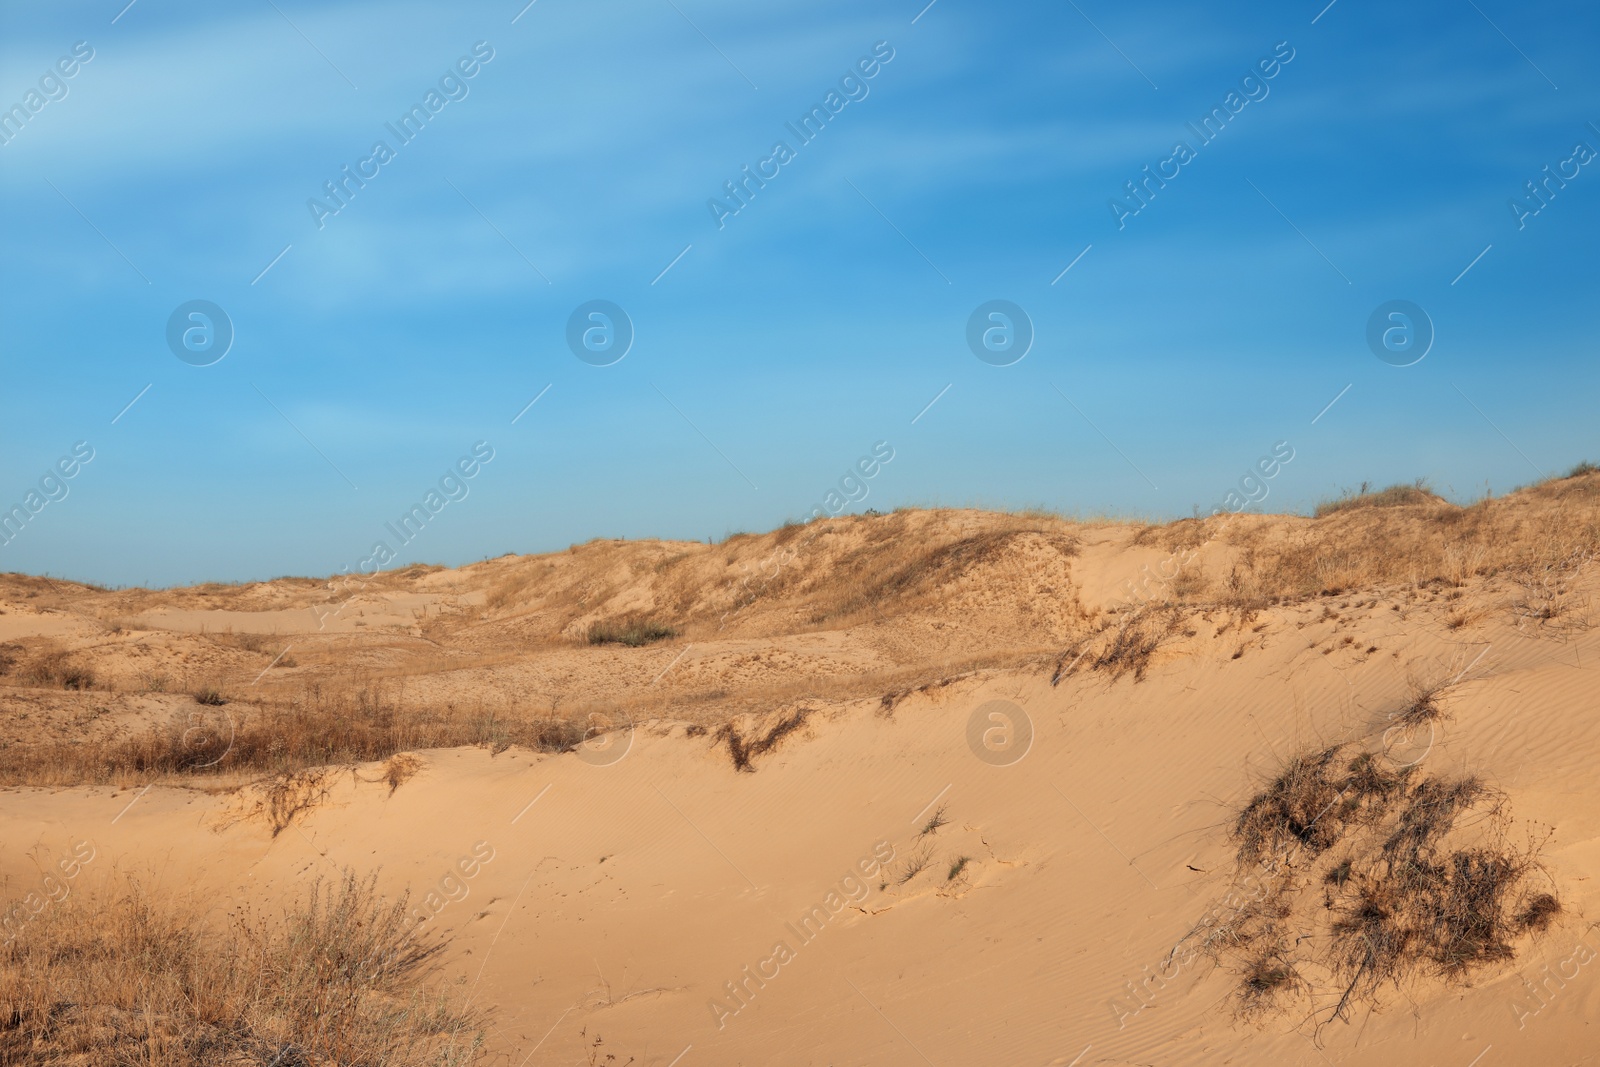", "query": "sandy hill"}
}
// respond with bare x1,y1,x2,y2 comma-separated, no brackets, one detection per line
2,473,1599,1065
